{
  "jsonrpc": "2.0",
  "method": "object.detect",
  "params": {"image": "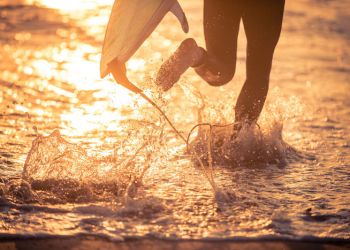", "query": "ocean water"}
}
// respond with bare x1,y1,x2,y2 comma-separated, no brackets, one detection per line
0,0,349,241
